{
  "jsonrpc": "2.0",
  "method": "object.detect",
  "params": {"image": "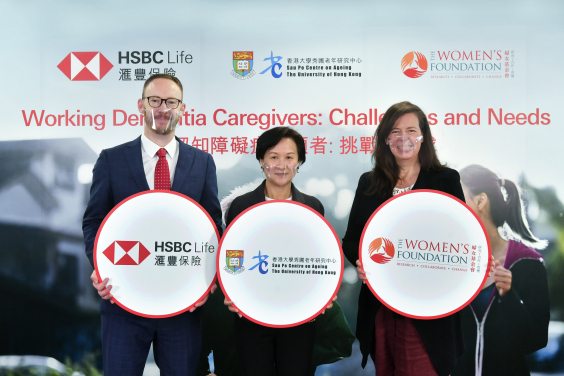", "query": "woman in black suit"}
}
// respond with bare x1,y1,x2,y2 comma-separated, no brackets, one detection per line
224,126,335,376
343,101,465,376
